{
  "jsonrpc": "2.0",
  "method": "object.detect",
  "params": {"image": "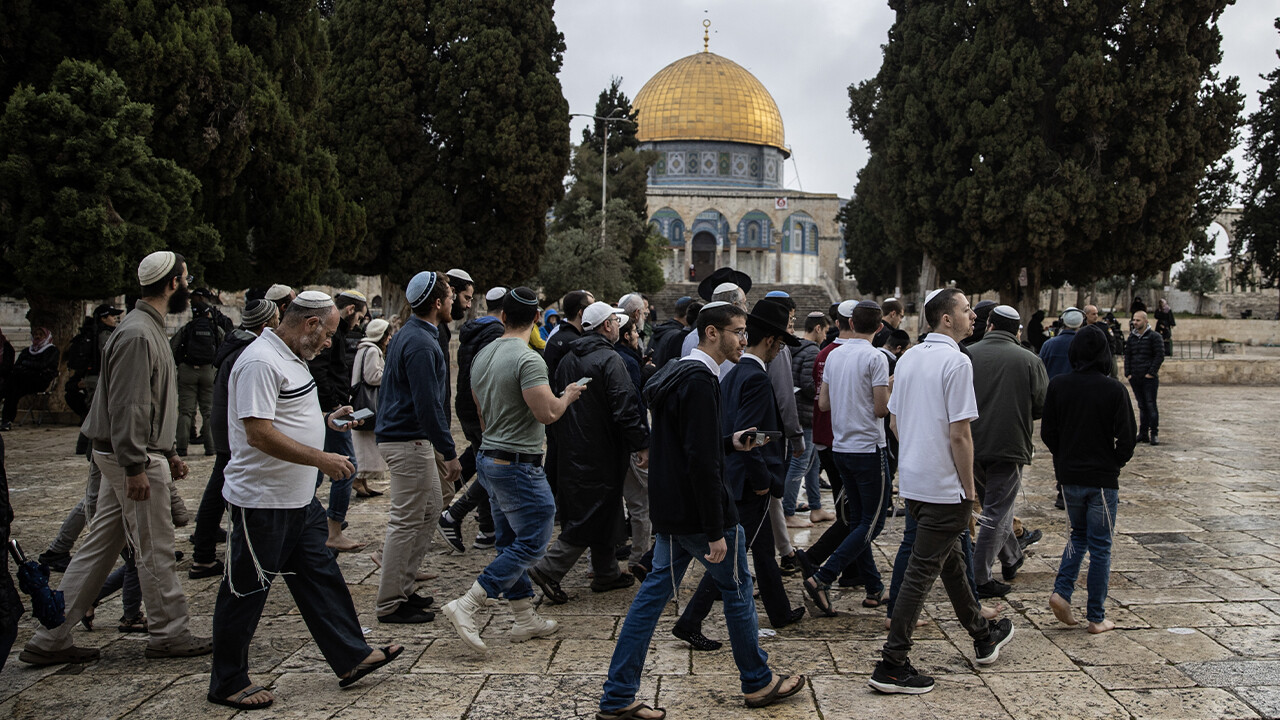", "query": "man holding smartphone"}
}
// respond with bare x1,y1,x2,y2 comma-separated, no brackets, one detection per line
598,301,805,720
